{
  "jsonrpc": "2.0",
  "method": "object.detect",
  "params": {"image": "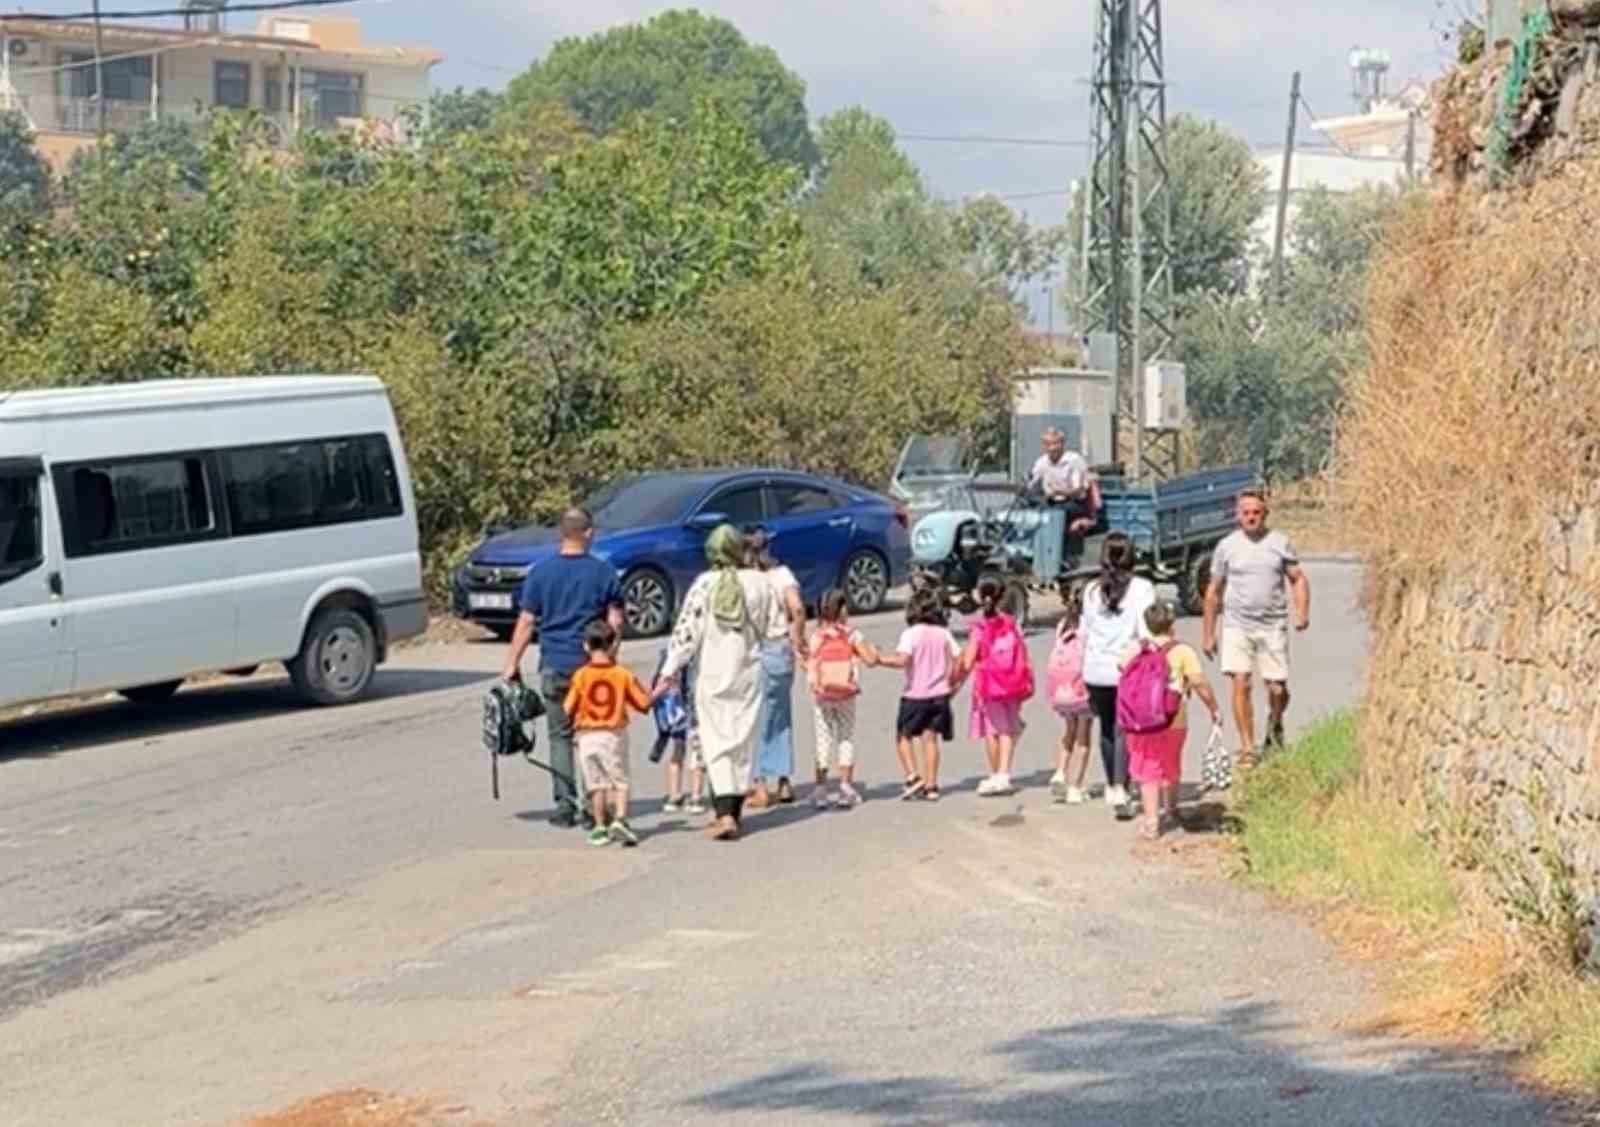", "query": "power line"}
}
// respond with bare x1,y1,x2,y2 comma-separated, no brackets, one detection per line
896,133,1089,148
1,0,364,21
